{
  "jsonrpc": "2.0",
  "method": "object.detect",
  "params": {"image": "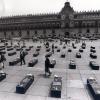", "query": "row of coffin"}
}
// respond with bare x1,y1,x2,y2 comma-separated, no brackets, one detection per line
8,51,99,70
0,45,34,51
60,48,97,59
9,57,56,68
0,72,62,98
70,44,100,100
0,71,100,99
6,48,97,59
69,60,99,70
